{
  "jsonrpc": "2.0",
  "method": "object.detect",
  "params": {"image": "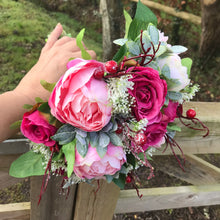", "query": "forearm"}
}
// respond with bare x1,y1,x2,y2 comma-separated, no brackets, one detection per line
0,90,34,142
